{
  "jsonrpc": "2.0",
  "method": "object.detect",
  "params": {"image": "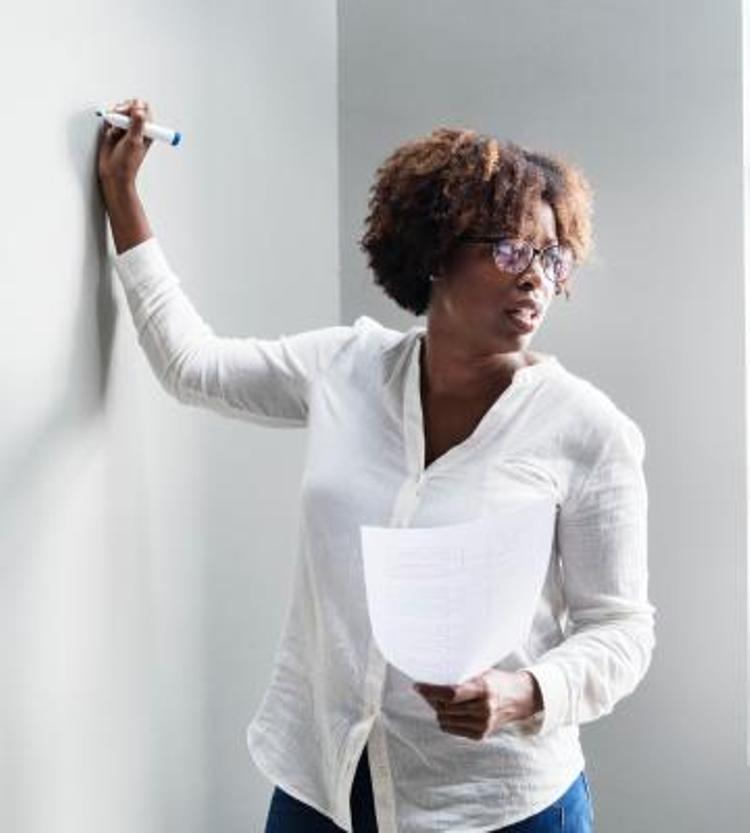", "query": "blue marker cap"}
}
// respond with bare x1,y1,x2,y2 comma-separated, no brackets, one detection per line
172,131,182,146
